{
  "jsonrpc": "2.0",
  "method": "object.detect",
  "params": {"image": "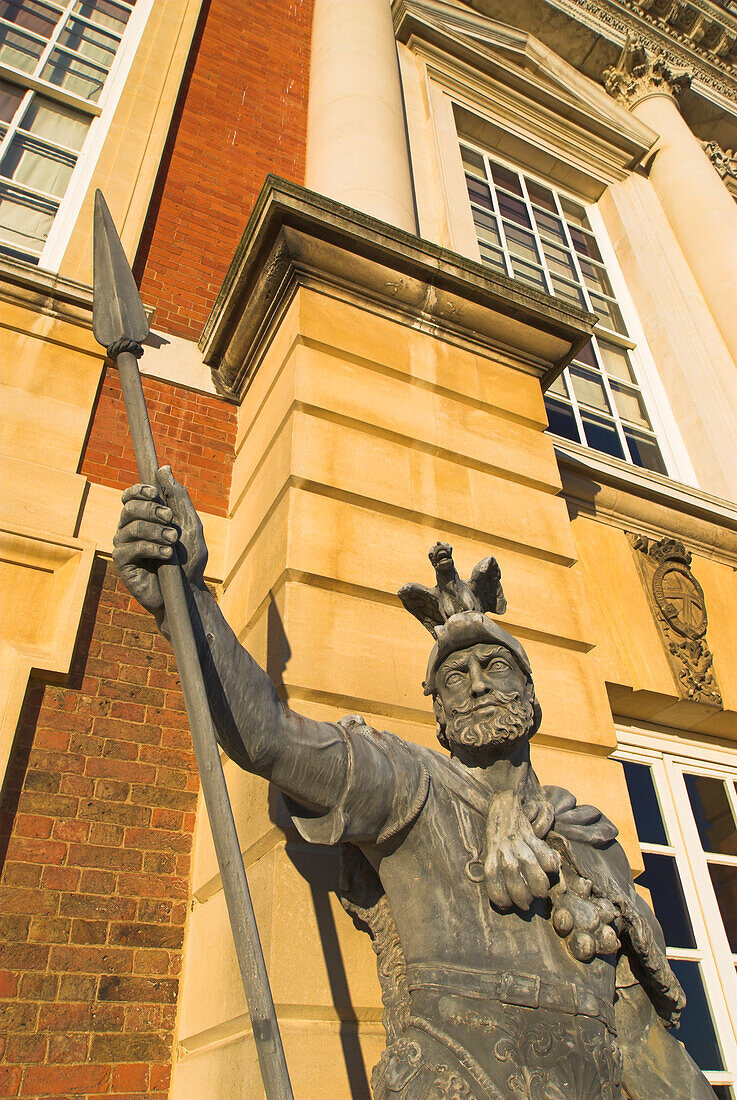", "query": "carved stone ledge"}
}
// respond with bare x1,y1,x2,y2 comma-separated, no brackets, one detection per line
628,532,723,706
603,39,694,106
702,137,737,193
